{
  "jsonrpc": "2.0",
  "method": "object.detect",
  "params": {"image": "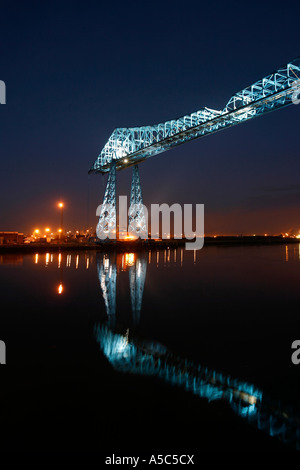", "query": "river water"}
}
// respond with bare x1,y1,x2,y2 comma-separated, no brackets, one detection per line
0,243,299,450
